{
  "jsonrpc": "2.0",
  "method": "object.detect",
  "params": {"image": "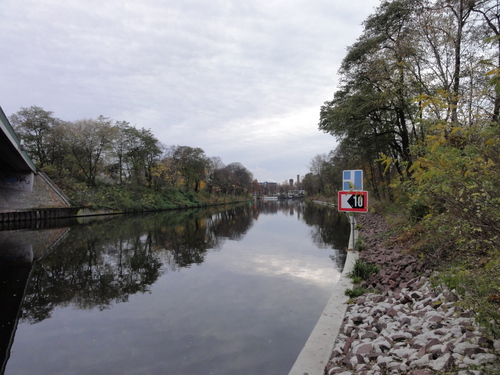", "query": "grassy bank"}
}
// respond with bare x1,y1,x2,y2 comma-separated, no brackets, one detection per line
63,183,252,212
